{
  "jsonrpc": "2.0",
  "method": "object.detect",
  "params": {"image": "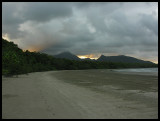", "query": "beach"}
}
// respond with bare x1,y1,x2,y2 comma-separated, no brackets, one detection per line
2,69,158,119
